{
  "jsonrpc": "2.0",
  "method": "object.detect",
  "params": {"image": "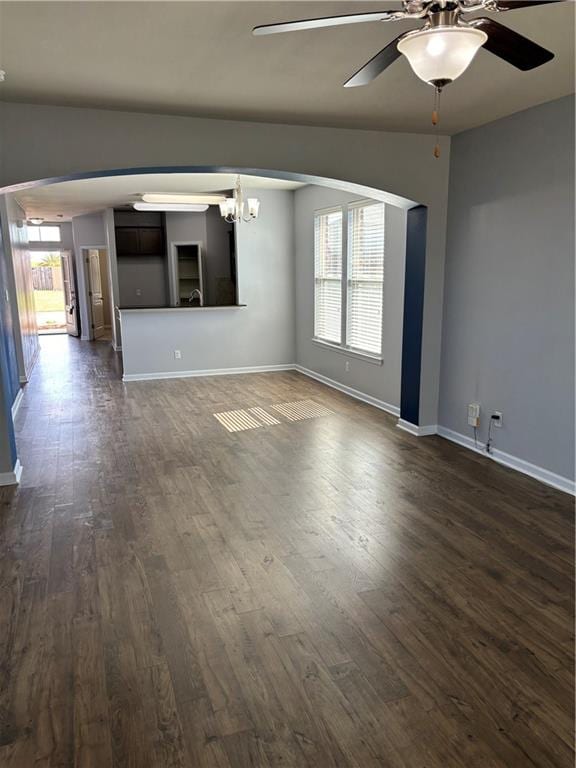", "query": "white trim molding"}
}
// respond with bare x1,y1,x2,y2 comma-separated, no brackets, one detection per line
11,388,24,419
396,419,438,437
437,426,576,496
311,338,383,366
295,366,399,418
122,364,295,382
0,459,23,486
